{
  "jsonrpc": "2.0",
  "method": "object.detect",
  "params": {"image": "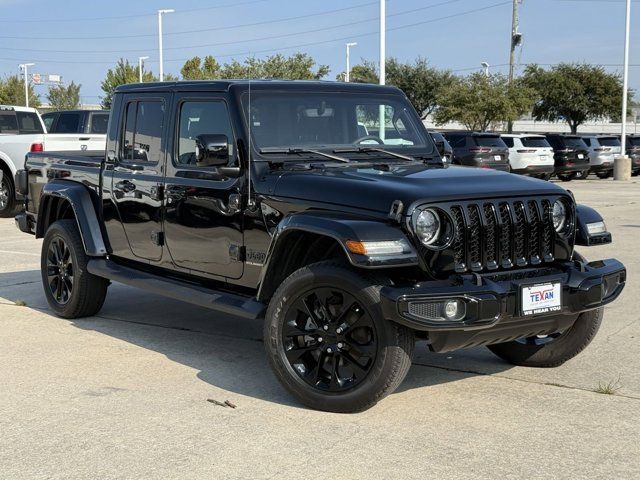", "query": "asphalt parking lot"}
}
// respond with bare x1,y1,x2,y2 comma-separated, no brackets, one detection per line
1,178,639,479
